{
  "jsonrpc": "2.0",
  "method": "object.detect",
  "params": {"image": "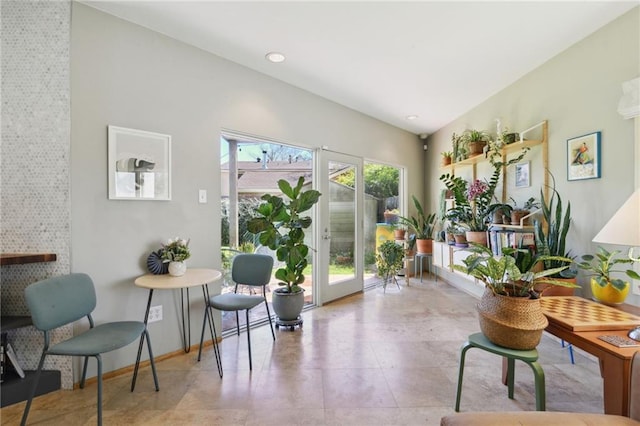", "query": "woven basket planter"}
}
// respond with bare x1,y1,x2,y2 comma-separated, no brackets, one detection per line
477,289,548,350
